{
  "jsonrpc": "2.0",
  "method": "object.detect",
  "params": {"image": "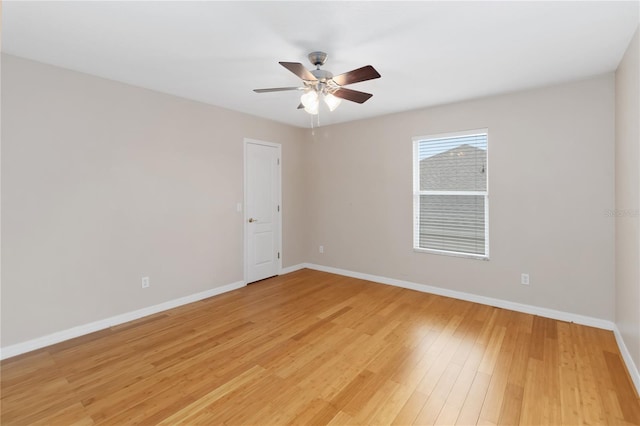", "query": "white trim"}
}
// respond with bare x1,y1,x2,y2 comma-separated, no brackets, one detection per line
303,263,614,330
0,280,246,360
412,128,490,143
613,326,640,396
280,263,305,275
419,190,487,196
413,247,489,261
